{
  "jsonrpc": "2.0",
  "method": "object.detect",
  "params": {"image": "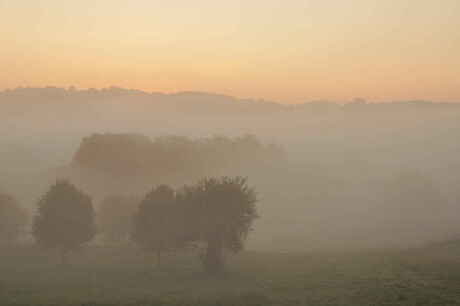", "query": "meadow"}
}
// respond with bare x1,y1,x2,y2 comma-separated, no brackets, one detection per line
1,242,460,306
